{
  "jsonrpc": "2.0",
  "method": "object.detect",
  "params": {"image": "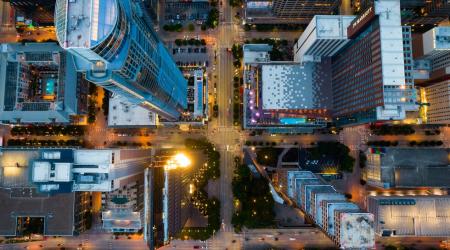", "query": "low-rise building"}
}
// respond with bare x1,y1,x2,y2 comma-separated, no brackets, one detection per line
286,170,375,249
365,147,450,189
368,195,450,237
